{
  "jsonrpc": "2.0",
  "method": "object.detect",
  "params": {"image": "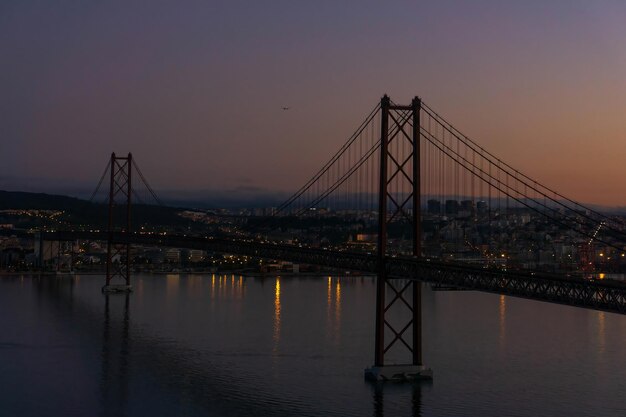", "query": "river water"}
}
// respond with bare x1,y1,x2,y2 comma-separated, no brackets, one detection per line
0,274,624,416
